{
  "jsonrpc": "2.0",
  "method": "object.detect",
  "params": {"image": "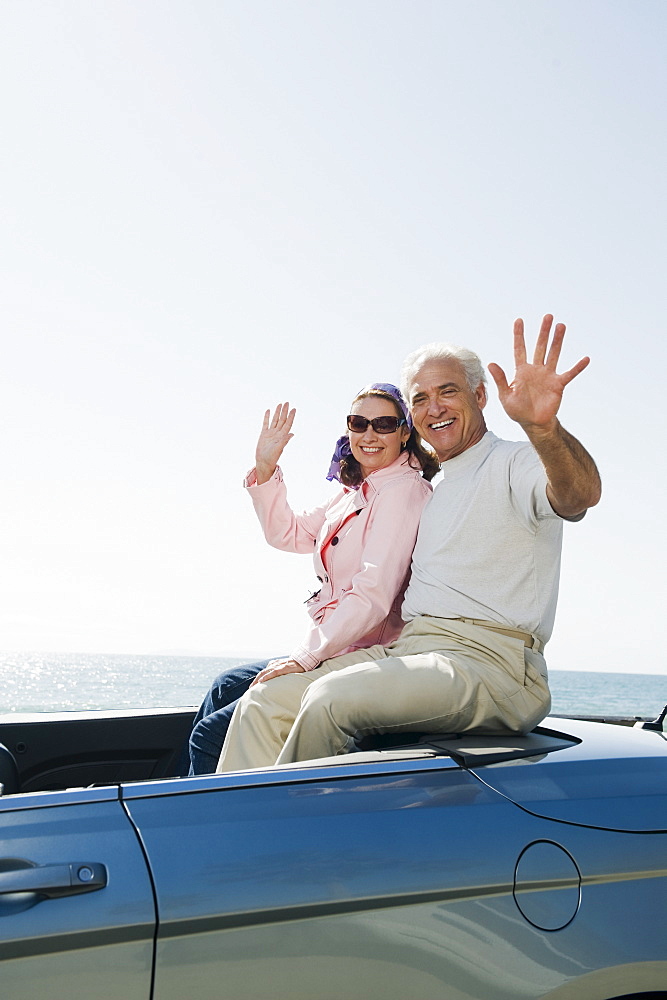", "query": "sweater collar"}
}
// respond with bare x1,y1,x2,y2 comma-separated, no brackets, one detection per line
437,431,498,481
